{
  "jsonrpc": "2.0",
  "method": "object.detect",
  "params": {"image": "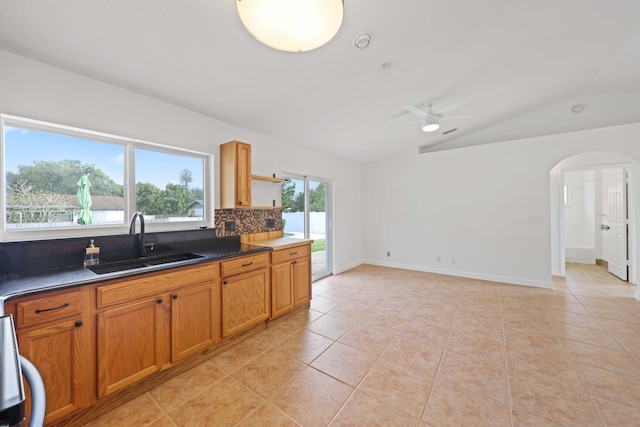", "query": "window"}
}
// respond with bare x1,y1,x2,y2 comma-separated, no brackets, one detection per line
1,115,212,241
